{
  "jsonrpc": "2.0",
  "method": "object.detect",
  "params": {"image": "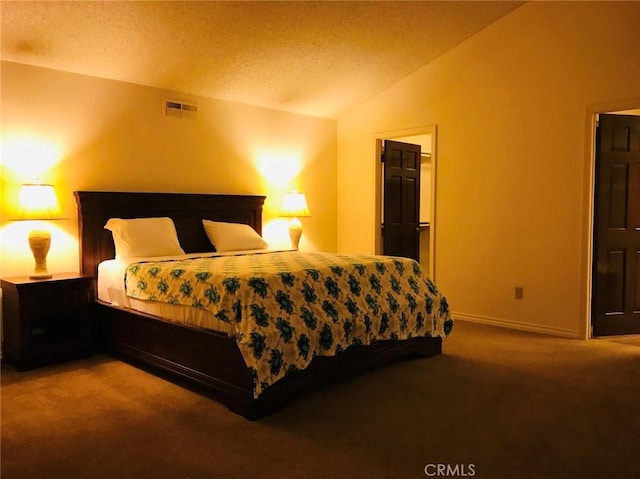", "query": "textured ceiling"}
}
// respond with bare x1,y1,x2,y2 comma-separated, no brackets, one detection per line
1,1,523,119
